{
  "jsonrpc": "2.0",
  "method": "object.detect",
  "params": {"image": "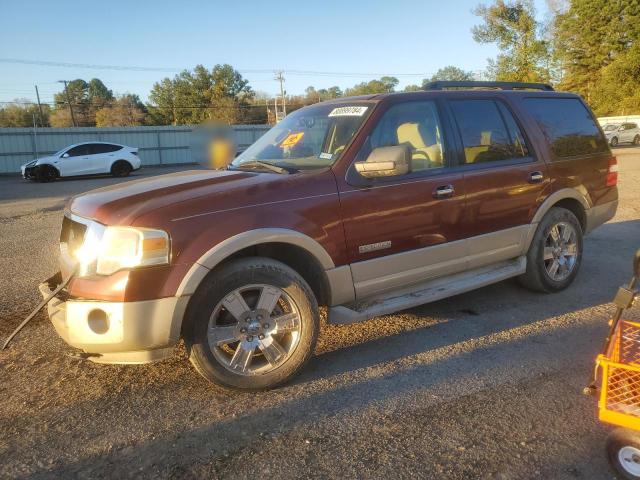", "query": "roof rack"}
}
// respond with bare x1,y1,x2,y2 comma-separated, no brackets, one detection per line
423,81,554,91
